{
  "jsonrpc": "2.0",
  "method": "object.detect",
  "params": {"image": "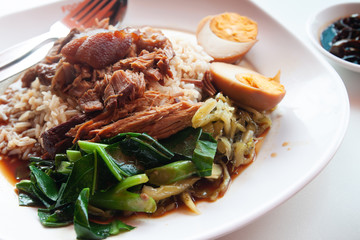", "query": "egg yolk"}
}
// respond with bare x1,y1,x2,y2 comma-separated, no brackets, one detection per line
235,72,284,93
210,13,258,42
